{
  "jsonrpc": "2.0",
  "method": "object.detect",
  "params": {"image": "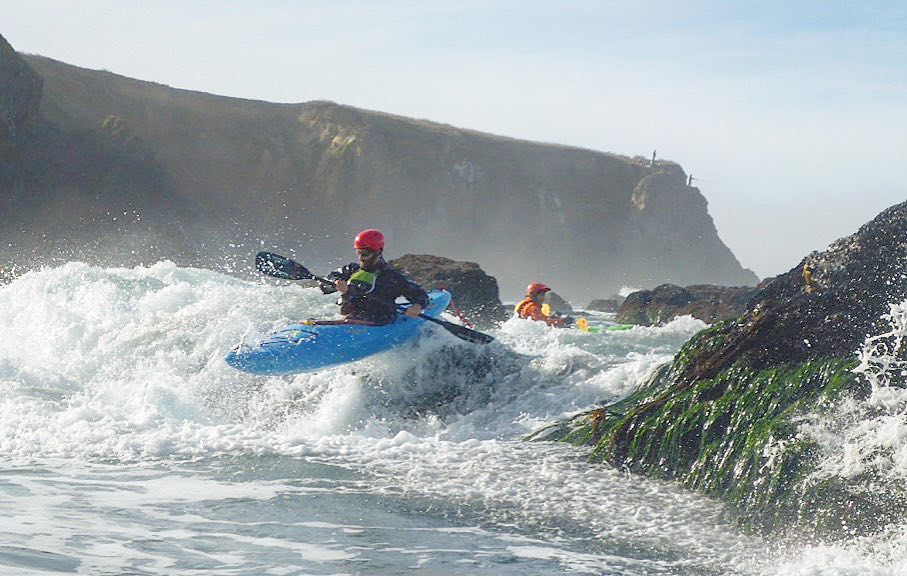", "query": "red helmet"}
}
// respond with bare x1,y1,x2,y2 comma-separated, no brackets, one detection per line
353,229,385,251
526,282,551,296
